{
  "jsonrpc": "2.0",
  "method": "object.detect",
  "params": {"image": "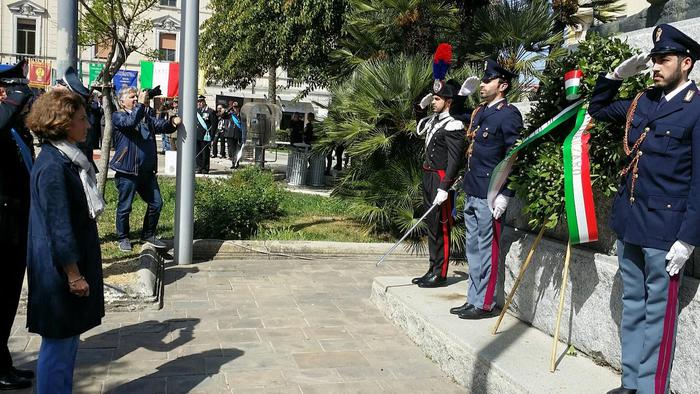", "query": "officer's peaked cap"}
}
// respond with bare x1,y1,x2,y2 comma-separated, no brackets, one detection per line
482,58,517,82
61,66,90,98
650,23,700,61
0,60,26,79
